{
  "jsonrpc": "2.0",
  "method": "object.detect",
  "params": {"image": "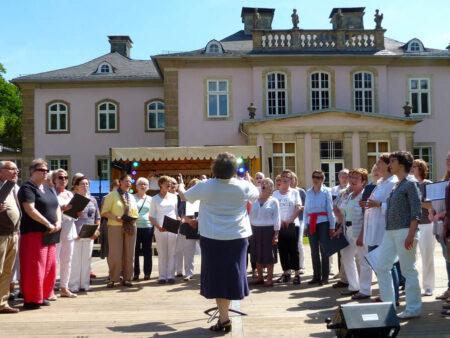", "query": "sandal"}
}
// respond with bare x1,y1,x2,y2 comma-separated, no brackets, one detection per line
106,281,115,288
209,319,232,333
